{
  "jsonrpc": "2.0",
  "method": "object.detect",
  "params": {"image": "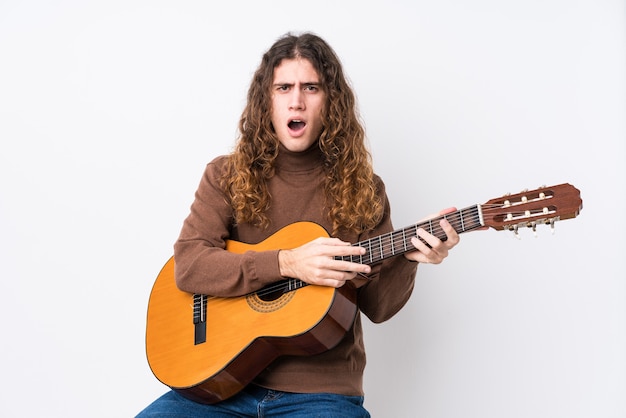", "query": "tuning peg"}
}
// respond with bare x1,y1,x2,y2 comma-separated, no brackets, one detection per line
550,218,556,235
513,224,521,240
528,221,538,238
